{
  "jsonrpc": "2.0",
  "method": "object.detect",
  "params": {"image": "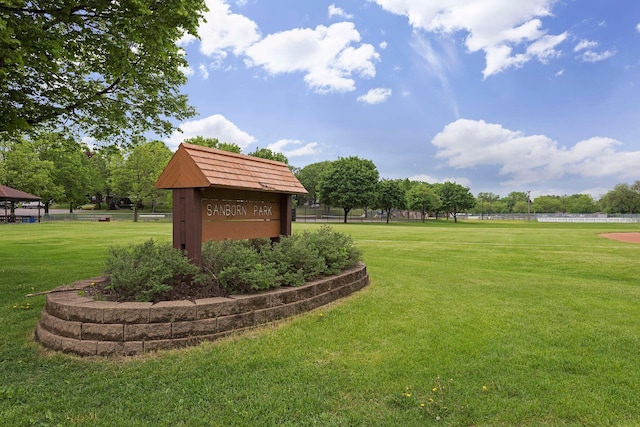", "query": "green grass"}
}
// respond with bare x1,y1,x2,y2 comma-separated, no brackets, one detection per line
1,220,640,426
